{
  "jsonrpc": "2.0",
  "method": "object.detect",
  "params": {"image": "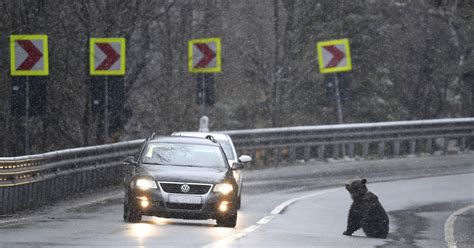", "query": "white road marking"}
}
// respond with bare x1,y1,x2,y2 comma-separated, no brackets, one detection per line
257,215,274,225
270,188,338,215
444,204,474,248
243,225,260,234
202,188,338,248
